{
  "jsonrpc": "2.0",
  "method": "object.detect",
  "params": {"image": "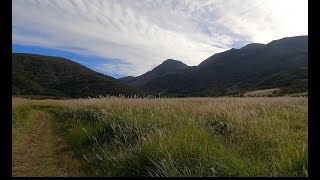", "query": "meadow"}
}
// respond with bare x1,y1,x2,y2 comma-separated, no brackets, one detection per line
12,97,308,177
